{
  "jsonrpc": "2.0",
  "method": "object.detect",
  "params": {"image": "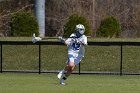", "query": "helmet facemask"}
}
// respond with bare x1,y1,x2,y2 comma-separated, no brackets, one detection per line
75,24,85,37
